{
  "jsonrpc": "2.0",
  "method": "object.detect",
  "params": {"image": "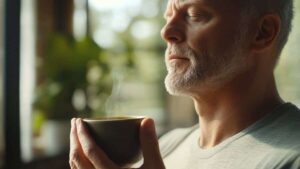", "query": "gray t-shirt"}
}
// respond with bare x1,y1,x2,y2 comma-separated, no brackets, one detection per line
159,103,300,169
